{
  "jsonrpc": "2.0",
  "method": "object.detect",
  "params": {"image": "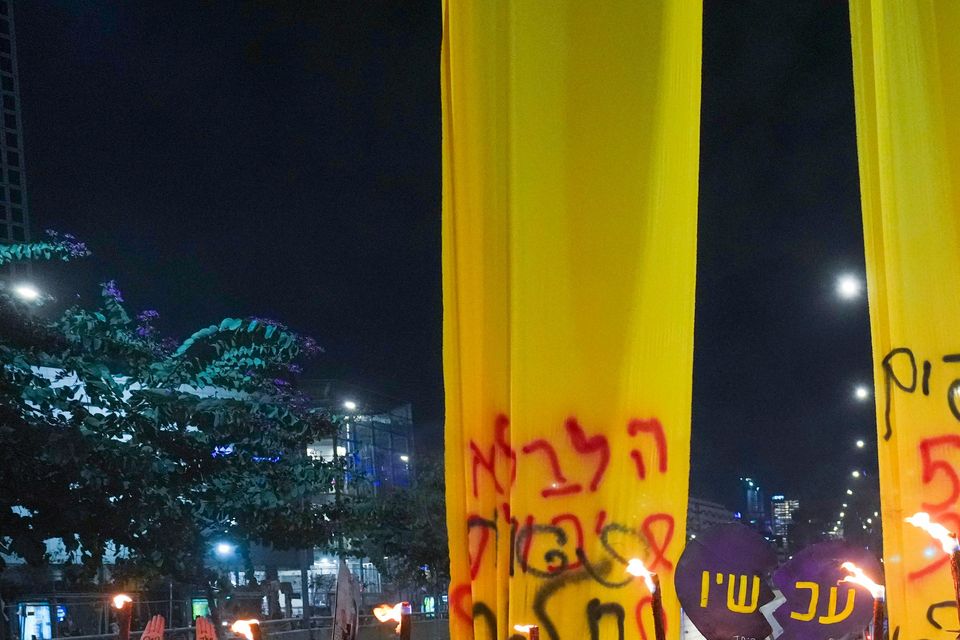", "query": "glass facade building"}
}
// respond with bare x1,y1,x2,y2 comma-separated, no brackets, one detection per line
302,379,413,492
0,0,29,248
